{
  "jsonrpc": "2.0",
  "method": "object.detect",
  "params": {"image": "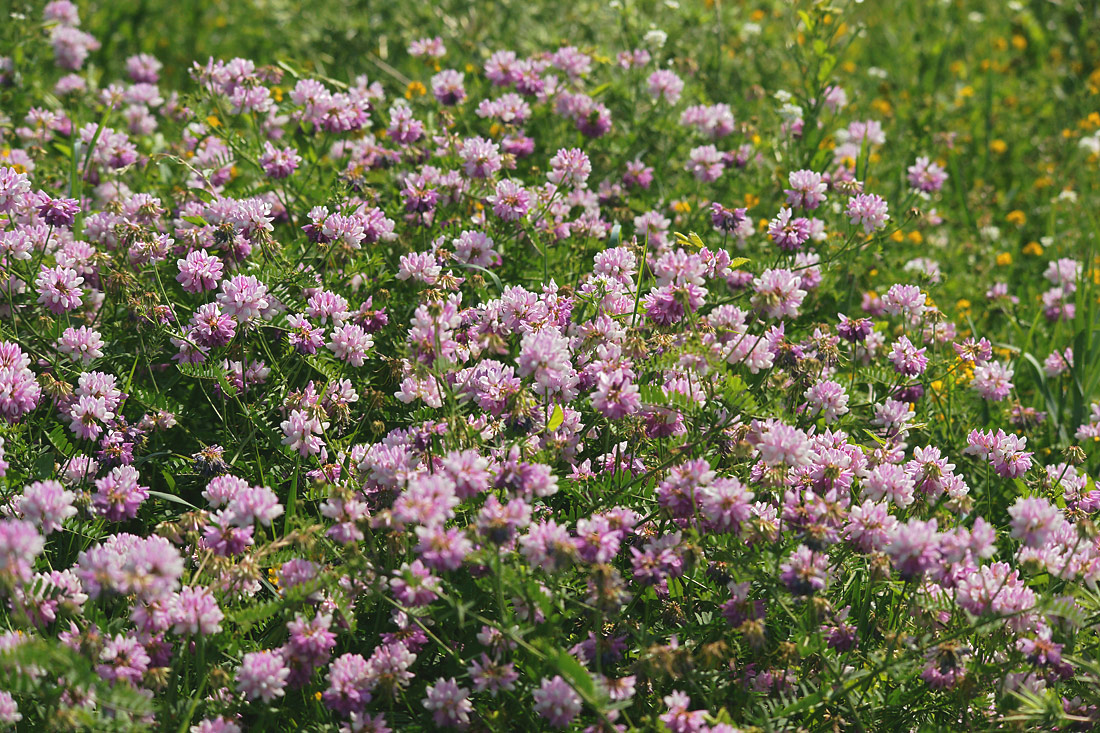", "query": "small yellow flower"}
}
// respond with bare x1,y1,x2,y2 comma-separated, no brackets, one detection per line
672,200,691,214
270,86,284,102
315,691,323,701
990,139,1008,154
996,252,1013,266
869,268,878,277
956,298,971,311
931,380,944,393
750,8,766,21
1011,34,1028,51
1006,210,1026,226
1023,241,1044,256
744,193,759,208
890,230,905,243
465,63,476,73
205,115,221,129
405,81,427,99
907,230,924,245
871,98,893,116
956,360,975,385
